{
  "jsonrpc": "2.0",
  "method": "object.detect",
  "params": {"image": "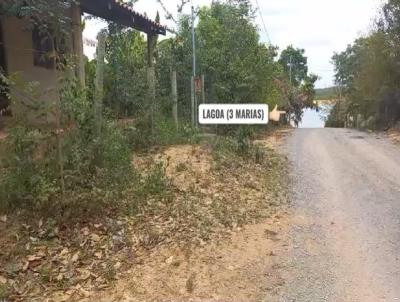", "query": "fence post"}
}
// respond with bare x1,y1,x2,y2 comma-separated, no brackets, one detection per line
201,74,205,104
71,2,85,88
94,32,106,134
171,66,178,129
147,33,157,135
